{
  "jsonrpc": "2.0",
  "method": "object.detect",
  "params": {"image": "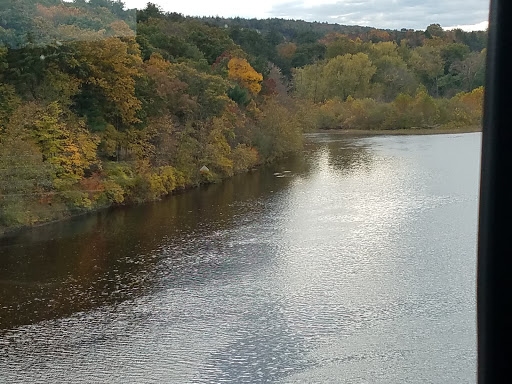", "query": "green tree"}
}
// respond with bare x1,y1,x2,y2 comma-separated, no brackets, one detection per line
425,24,446,39
291,42,326,68
325,36,361,59
440,43,471,73
0,83,20,126
322,53,376,100
367,42,417,100
451,49,486,91
409,45,444,96
293,62,324,102
254,98,302,161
